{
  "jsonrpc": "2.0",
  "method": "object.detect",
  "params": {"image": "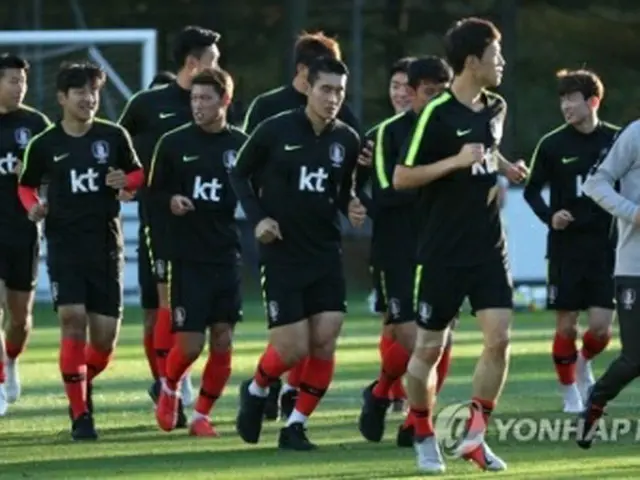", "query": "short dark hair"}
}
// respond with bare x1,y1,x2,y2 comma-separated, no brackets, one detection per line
172,26,221,67
444,17,502,74
191,67,234,100
0,53,29,78
148,71,176,88
56,61,106,93
407,56,453,89
294,31,341,67
307,56,349,86
389,57,415,80
556,68,604,101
